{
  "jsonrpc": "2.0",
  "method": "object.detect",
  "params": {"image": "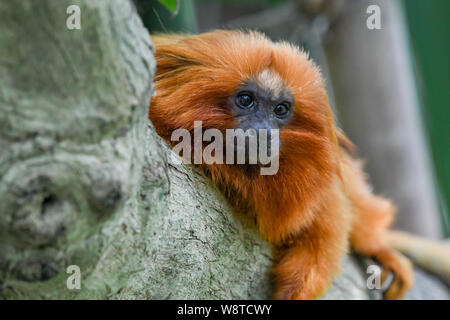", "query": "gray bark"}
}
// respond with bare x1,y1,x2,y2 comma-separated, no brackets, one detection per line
0,0,447,300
